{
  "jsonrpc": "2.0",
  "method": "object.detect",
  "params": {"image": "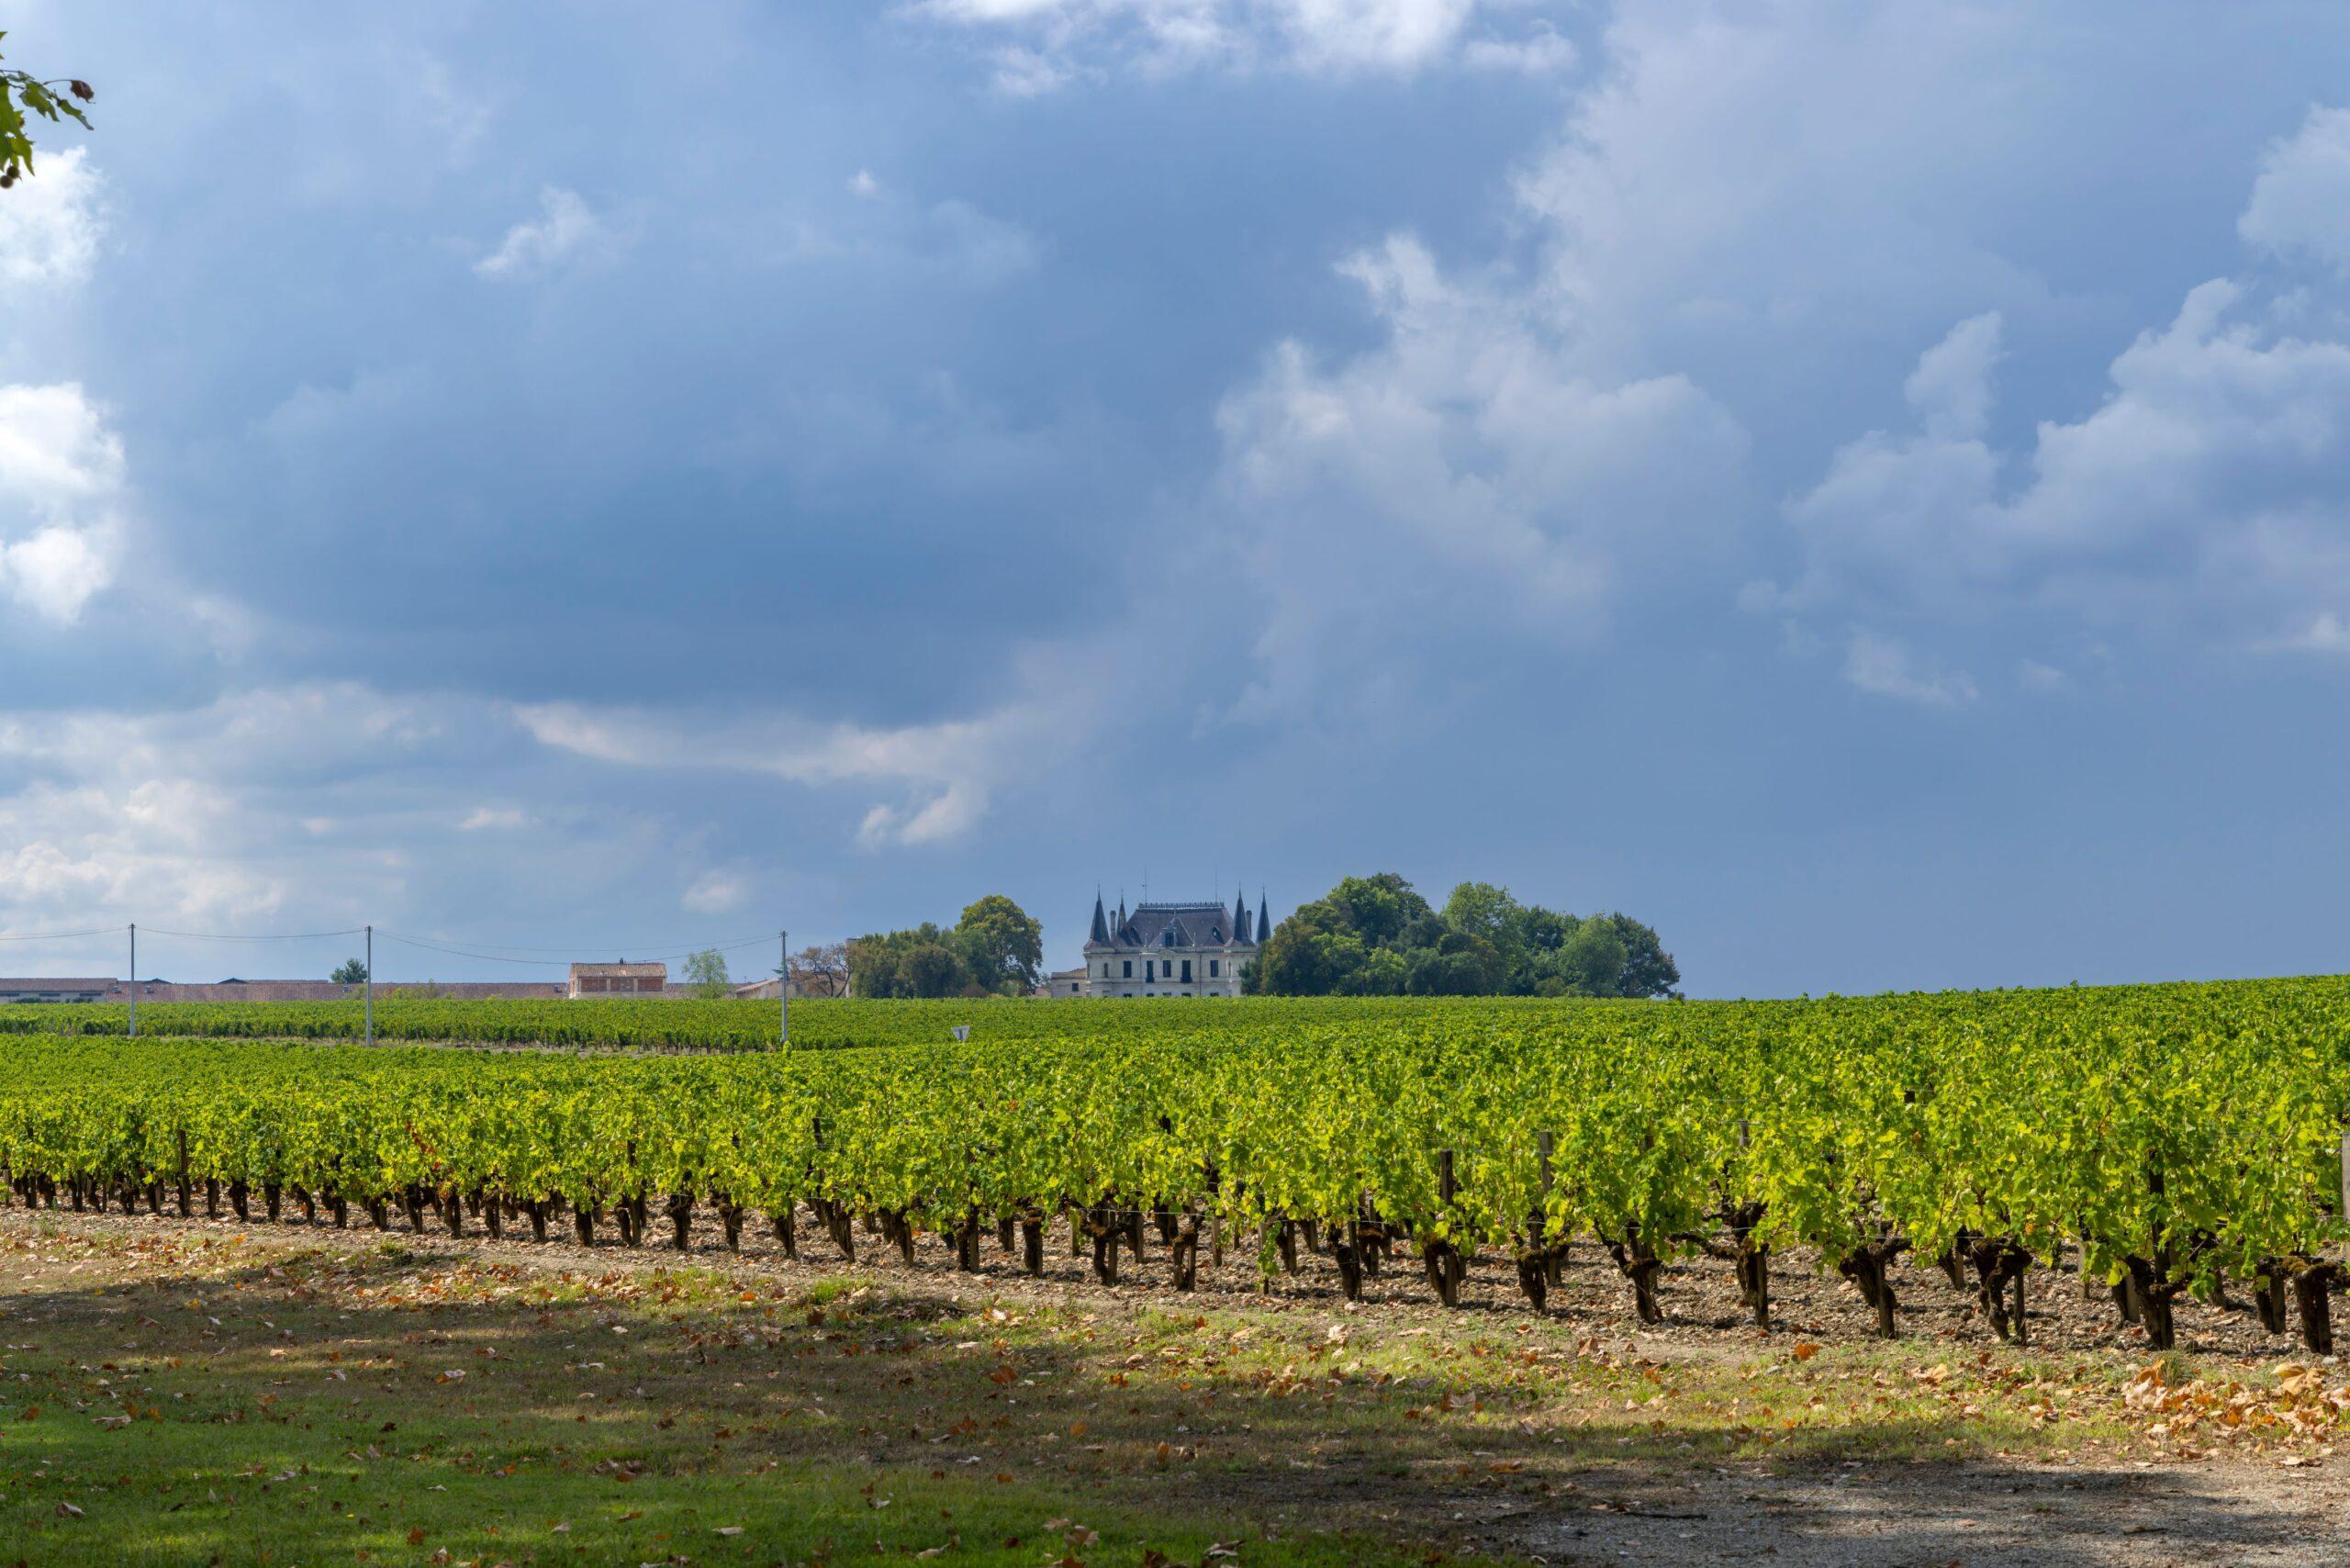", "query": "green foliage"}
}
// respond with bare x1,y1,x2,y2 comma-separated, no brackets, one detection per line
956,893,1045,991
851,895,1044,998
0,975,2344,1308
330,958,370,986
682,947,731,1000
849,923,972,999
1254,872,1680,998
0,36,92,189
